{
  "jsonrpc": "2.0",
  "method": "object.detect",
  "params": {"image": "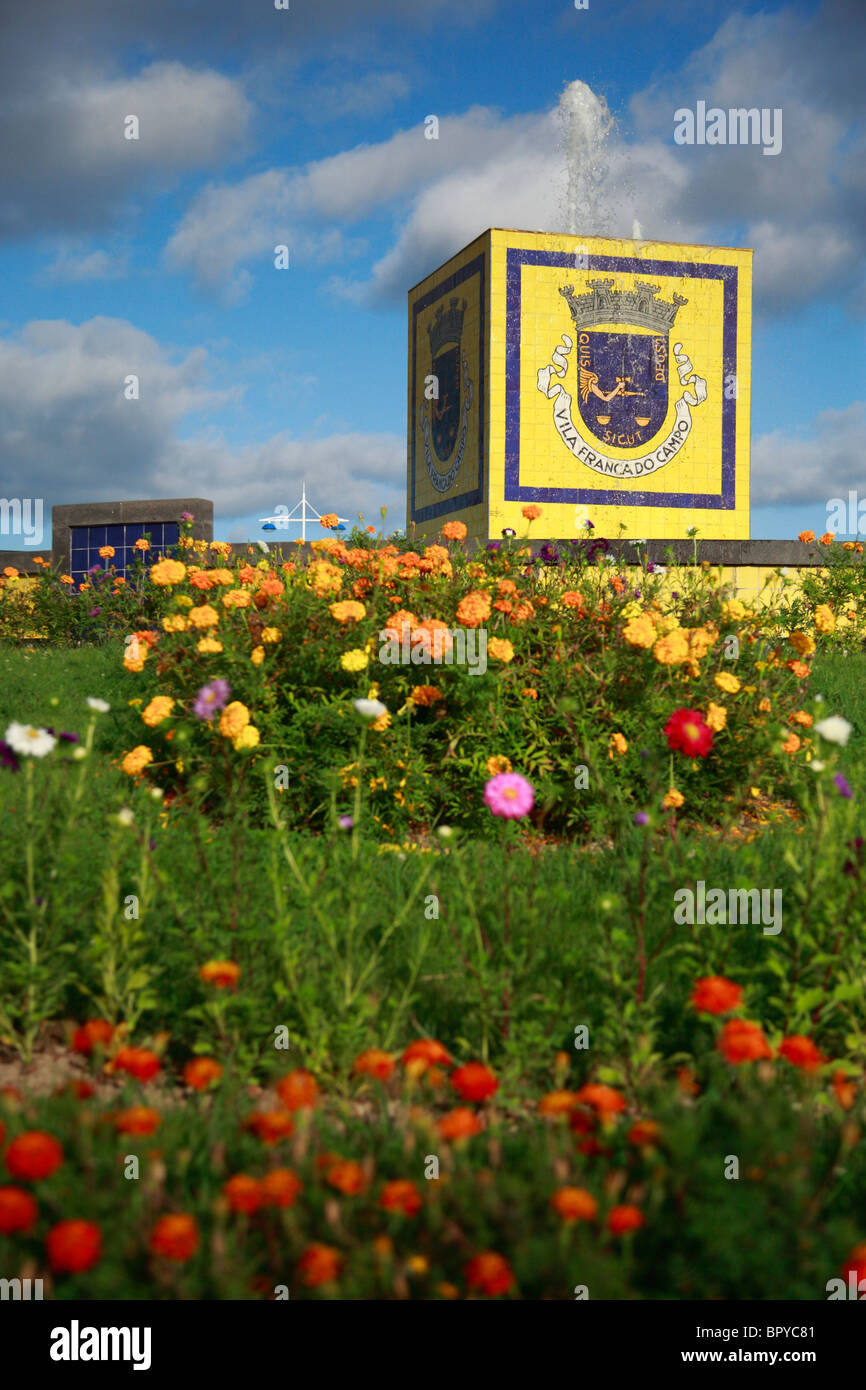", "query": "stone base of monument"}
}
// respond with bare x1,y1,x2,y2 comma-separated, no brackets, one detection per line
407,228,752,547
